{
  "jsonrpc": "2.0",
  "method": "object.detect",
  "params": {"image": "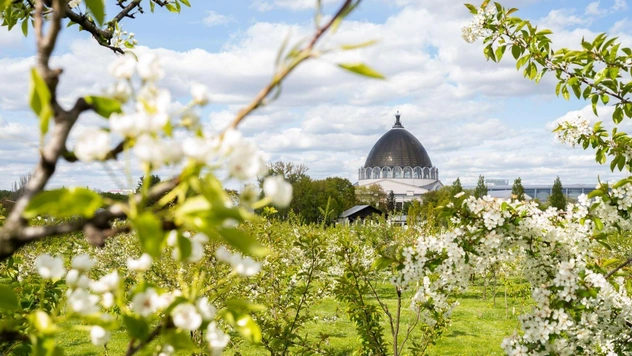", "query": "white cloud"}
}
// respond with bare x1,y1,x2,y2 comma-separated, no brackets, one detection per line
585,0,628,16
202,11,234,27
251,0,339,11
0,0,629,190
